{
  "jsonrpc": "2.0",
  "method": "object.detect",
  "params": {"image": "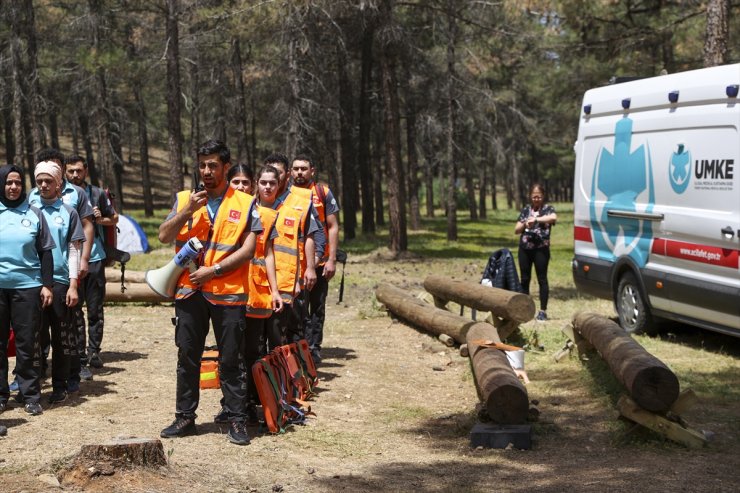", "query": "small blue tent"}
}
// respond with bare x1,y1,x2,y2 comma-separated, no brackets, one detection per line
116,214,150,255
